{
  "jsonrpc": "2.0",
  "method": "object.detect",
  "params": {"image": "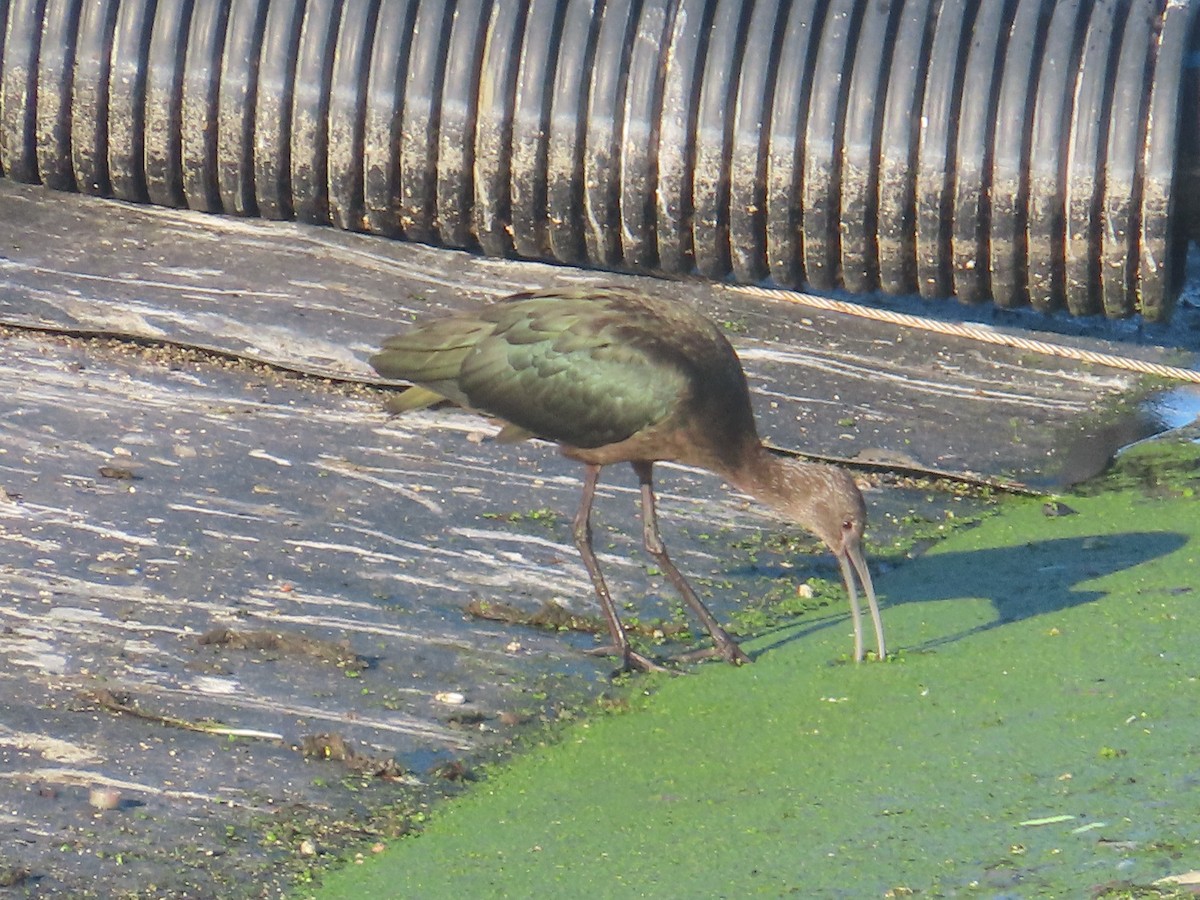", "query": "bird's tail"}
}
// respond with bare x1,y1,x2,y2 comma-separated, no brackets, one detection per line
370,317,493,411
382,386,446,414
